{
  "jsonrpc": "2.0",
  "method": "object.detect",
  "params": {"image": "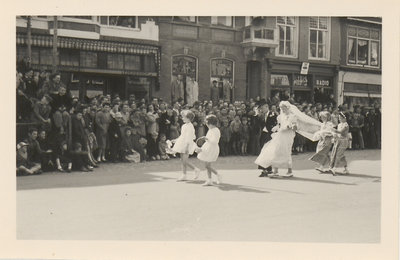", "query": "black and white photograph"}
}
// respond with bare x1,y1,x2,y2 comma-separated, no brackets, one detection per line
1,1,399,259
